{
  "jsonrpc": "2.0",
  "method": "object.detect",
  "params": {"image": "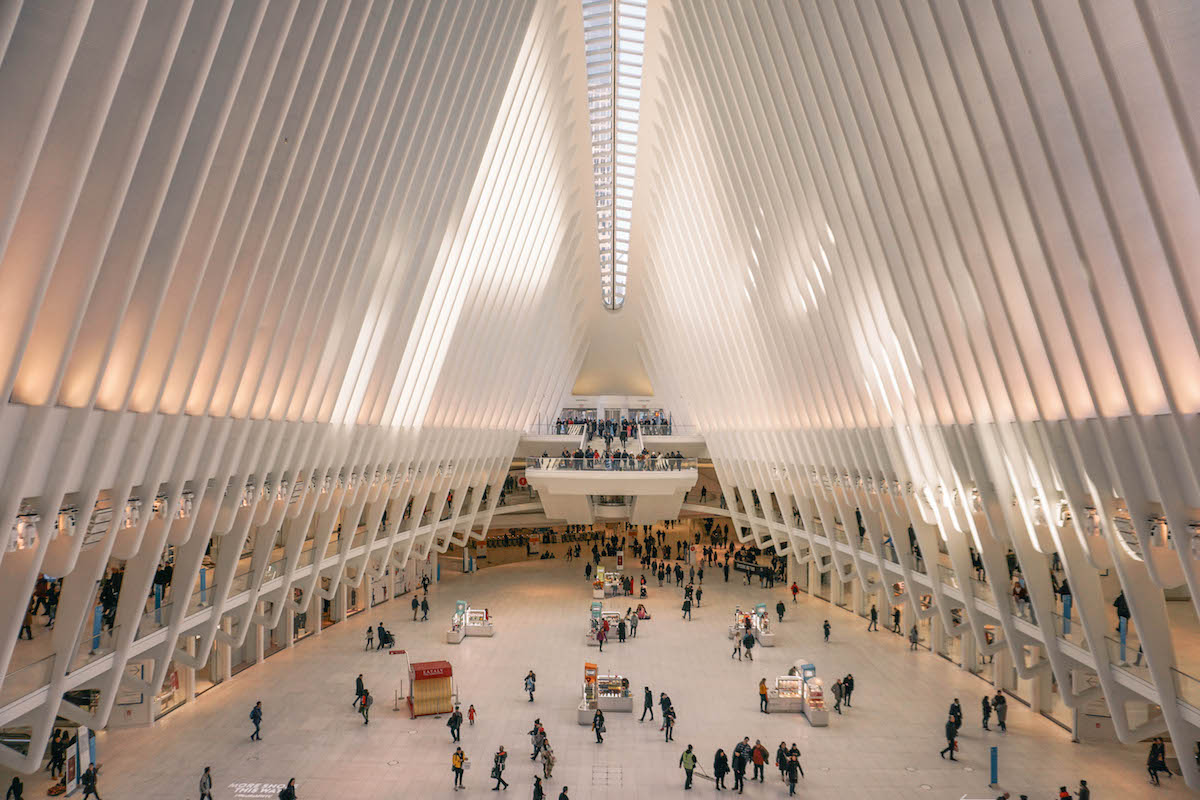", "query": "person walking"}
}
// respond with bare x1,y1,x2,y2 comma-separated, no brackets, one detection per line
525,671,536,702
939,715,958,760
452,747,468,790
758,678,769,713
412,596,420,620
492,745,509,790
529,723,545,760
359,689,373,725
790,581,799,602
742,631,755,661
731,632,743,660
557,787,569,800
199,767,213,800
868,604,879,631
421,596,430,621
7,777,23,800
775,741,788,782
532,777,544,800
448,705,463,740
893,607,902,633
681,597,692,620
981,695,991,731
663,706,676,741
353,674,365,709
843,674,855,707
680,745,697,789
249,700,263,741
617,618,627,642
823,619,831,643
364,625,373,650
279,779,297,800
993,692,1008,732
775,600,785,623
949,699,962,733
1077,779,1089,800
640,686,654,722
540,739,555,779
785,751,800,796
592,709,605,743
713,749,730,790
909,625,920,650
469,704,477,726
49,731,65,778
80,763,100,800
787,743,804,779
596,623,607,651
831,679,843,714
